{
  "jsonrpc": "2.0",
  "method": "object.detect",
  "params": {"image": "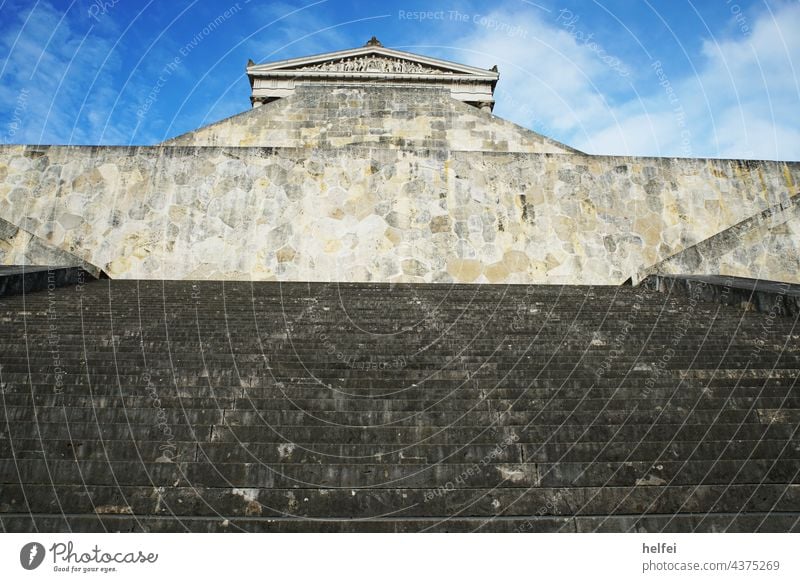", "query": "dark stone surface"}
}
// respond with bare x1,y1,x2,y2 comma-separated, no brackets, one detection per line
0,266,98,298
0,280,798,532
641,274,800,316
